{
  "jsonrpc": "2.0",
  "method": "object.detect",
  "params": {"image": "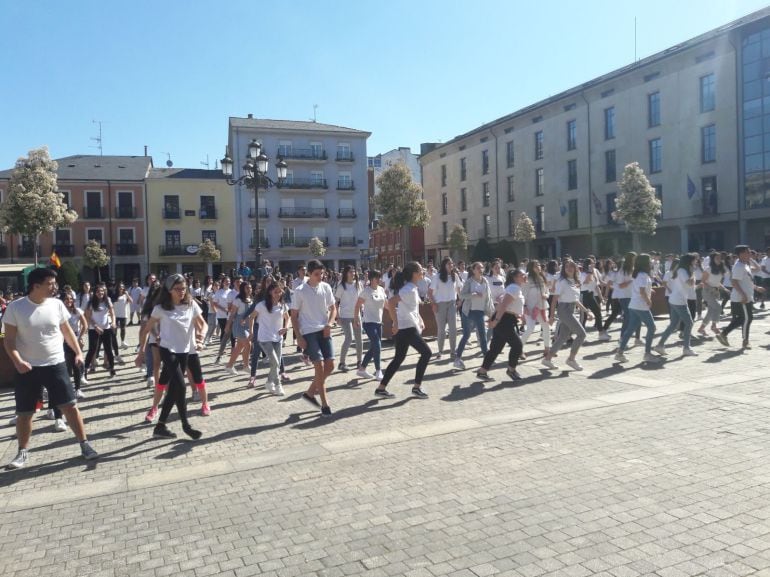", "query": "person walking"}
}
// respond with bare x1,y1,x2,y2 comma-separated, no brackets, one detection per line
83,284,116,377
335,265,363,372
456,262,491,369
717,245,766,349
62,292,87,401
520,260,551,359
354,269,387,381
128,278,143,325
224,281,254,376
113,282,132,350
698,251,727,336
653,253,698,357
615,254,660,363
428,257,462,361
580,258,609,341
252,281,289,395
